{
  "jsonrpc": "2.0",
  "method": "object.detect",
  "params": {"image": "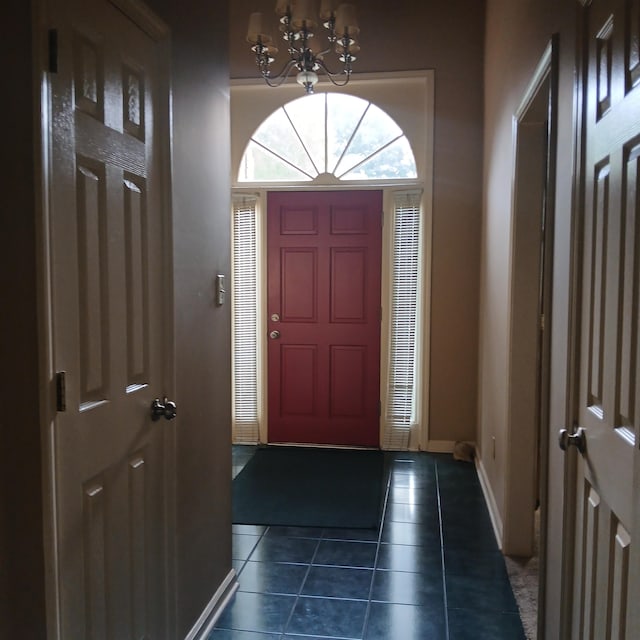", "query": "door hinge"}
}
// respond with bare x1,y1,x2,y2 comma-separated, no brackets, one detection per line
48,29,58,73
540,313,545,332
56,371,66,412
379,401,382,417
